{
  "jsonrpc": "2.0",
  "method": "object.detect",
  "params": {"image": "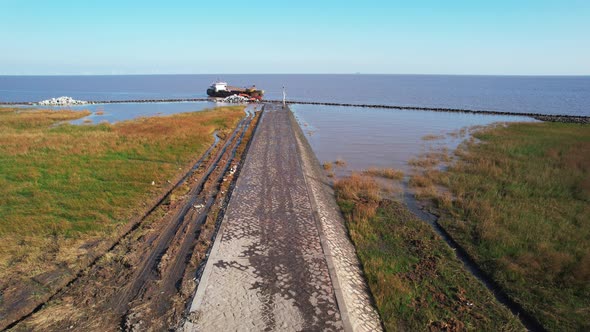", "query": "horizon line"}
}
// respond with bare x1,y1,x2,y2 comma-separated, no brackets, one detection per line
1,73,589,77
